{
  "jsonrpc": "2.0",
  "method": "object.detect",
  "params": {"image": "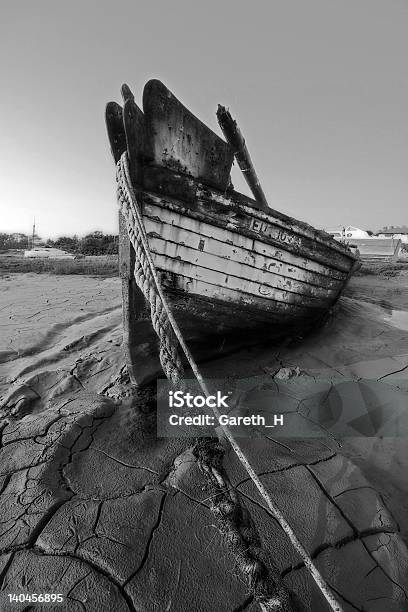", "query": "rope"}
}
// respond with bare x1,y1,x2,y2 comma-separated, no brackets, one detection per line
116,157,184,385
116,151,343,612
